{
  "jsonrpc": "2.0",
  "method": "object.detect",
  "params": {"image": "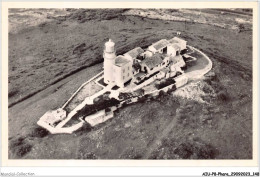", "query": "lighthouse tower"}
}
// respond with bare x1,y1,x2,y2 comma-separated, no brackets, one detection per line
103,39,116,84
